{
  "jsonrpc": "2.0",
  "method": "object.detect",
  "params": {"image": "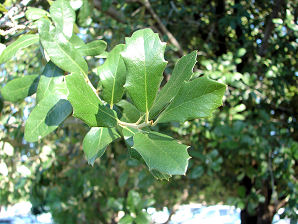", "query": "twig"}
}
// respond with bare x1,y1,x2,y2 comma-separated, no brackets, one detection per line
139,0,184,57
93,0,126,24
